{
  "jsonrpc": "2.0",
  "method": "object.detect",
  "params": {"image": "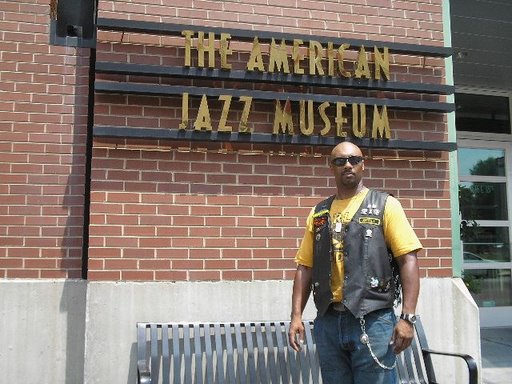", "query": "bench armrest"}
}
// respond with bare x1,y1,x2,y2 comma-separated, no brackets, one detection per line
137,360,151,384
421,348,478,384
